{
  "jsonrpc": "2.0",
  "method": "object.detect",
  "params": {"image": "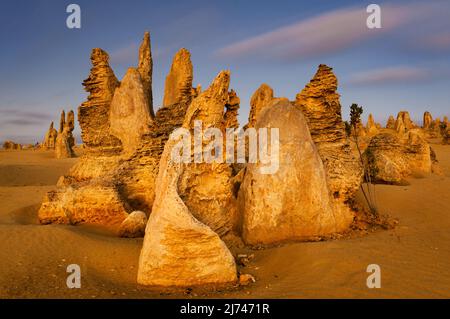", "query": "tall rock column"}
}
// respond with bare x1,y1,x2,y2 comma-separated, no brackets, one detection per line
137,31,154,118
162,48,194,107
295,64,363,204
78,48,121,152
